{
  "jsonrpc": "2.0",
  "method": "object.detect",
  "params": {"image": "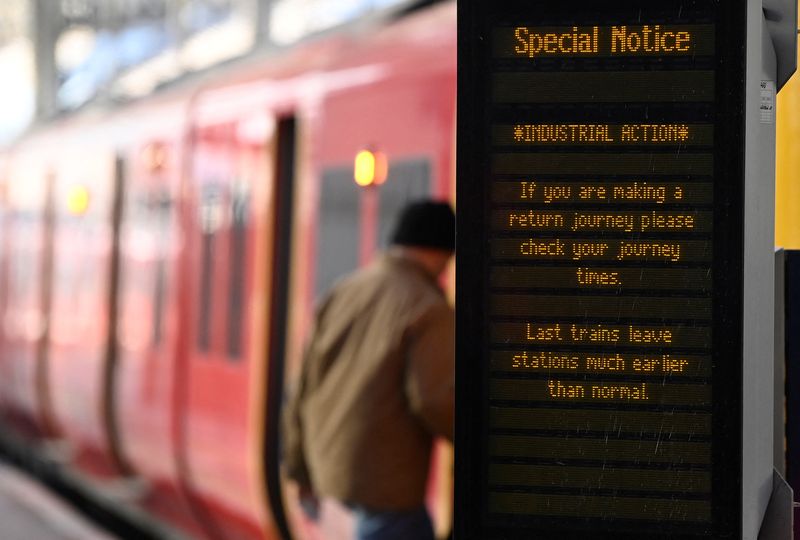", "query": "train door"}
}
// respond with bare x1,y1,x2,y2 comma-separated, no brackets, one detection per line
113,138,205,535
1,158,57,436
281,24,458,538
180,115,281,540
285,156,435,540
46,151,126,476
282,121,451,540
